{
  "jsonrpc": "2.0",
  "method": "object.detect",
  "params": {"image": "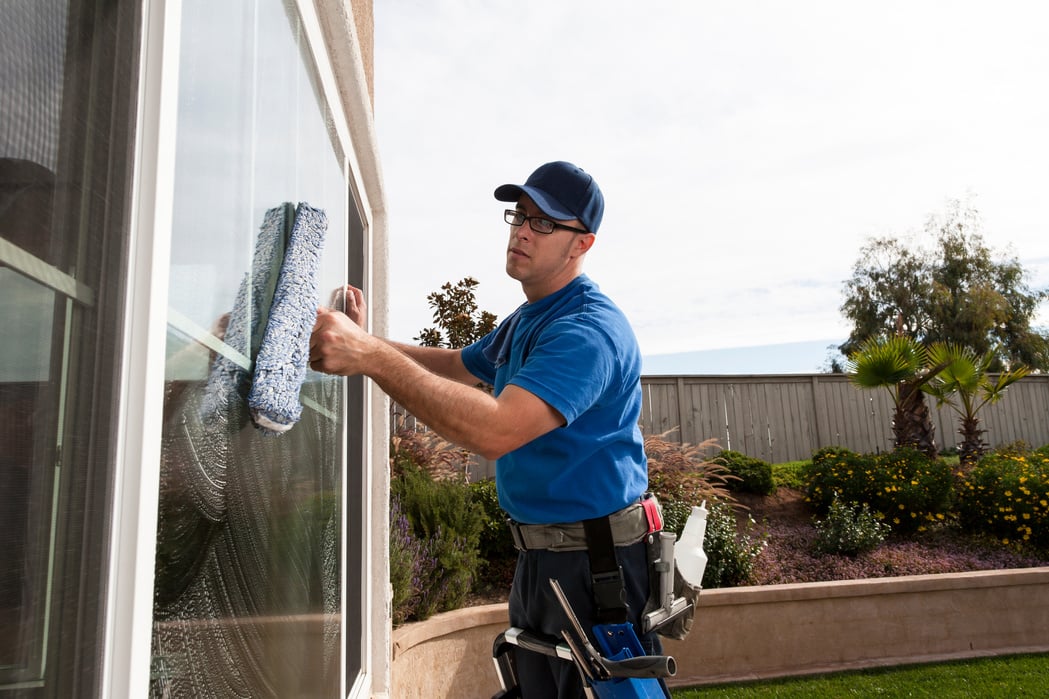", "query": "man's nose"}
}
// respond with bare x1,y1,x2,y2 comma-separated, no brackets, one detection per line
511,222,531,242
